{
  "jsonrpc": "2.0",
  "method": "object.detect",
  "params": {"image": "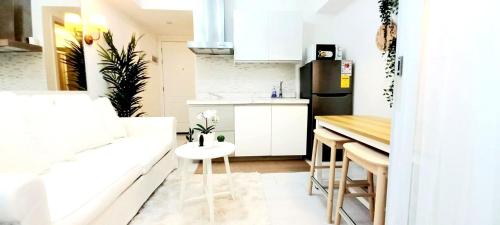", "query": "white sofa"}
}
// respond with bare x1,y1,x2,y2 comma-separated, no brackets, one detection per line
0,92,177,225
